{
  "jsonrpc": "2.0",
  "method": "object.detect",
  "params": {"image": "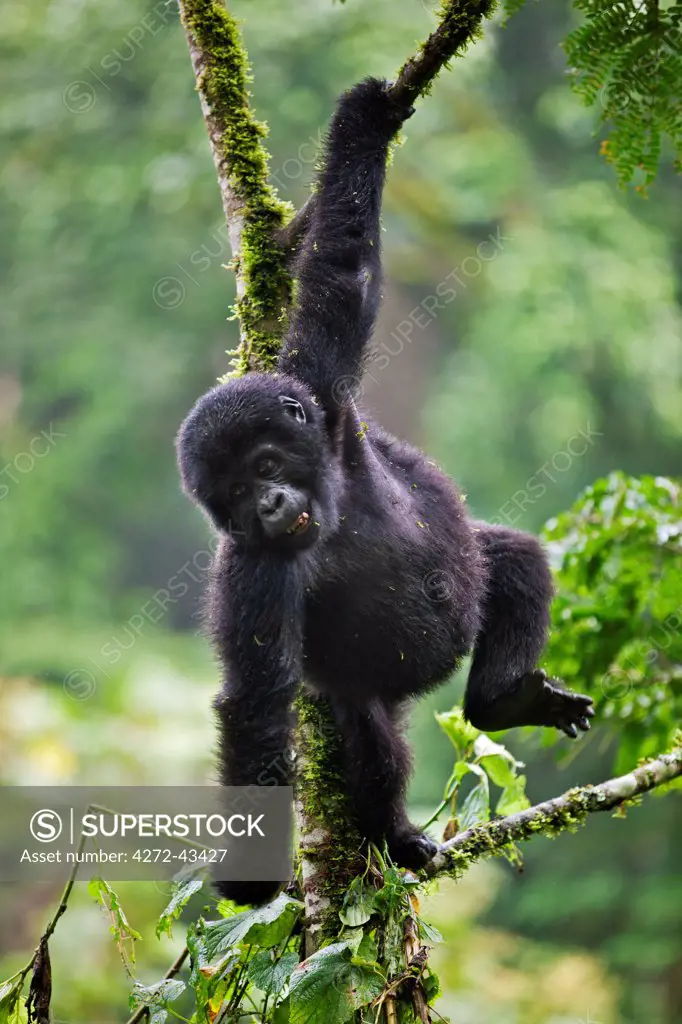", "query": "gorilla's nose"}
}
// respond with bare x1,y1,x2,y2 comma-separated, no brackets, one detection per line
258,488,286,518
258,487,307,537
